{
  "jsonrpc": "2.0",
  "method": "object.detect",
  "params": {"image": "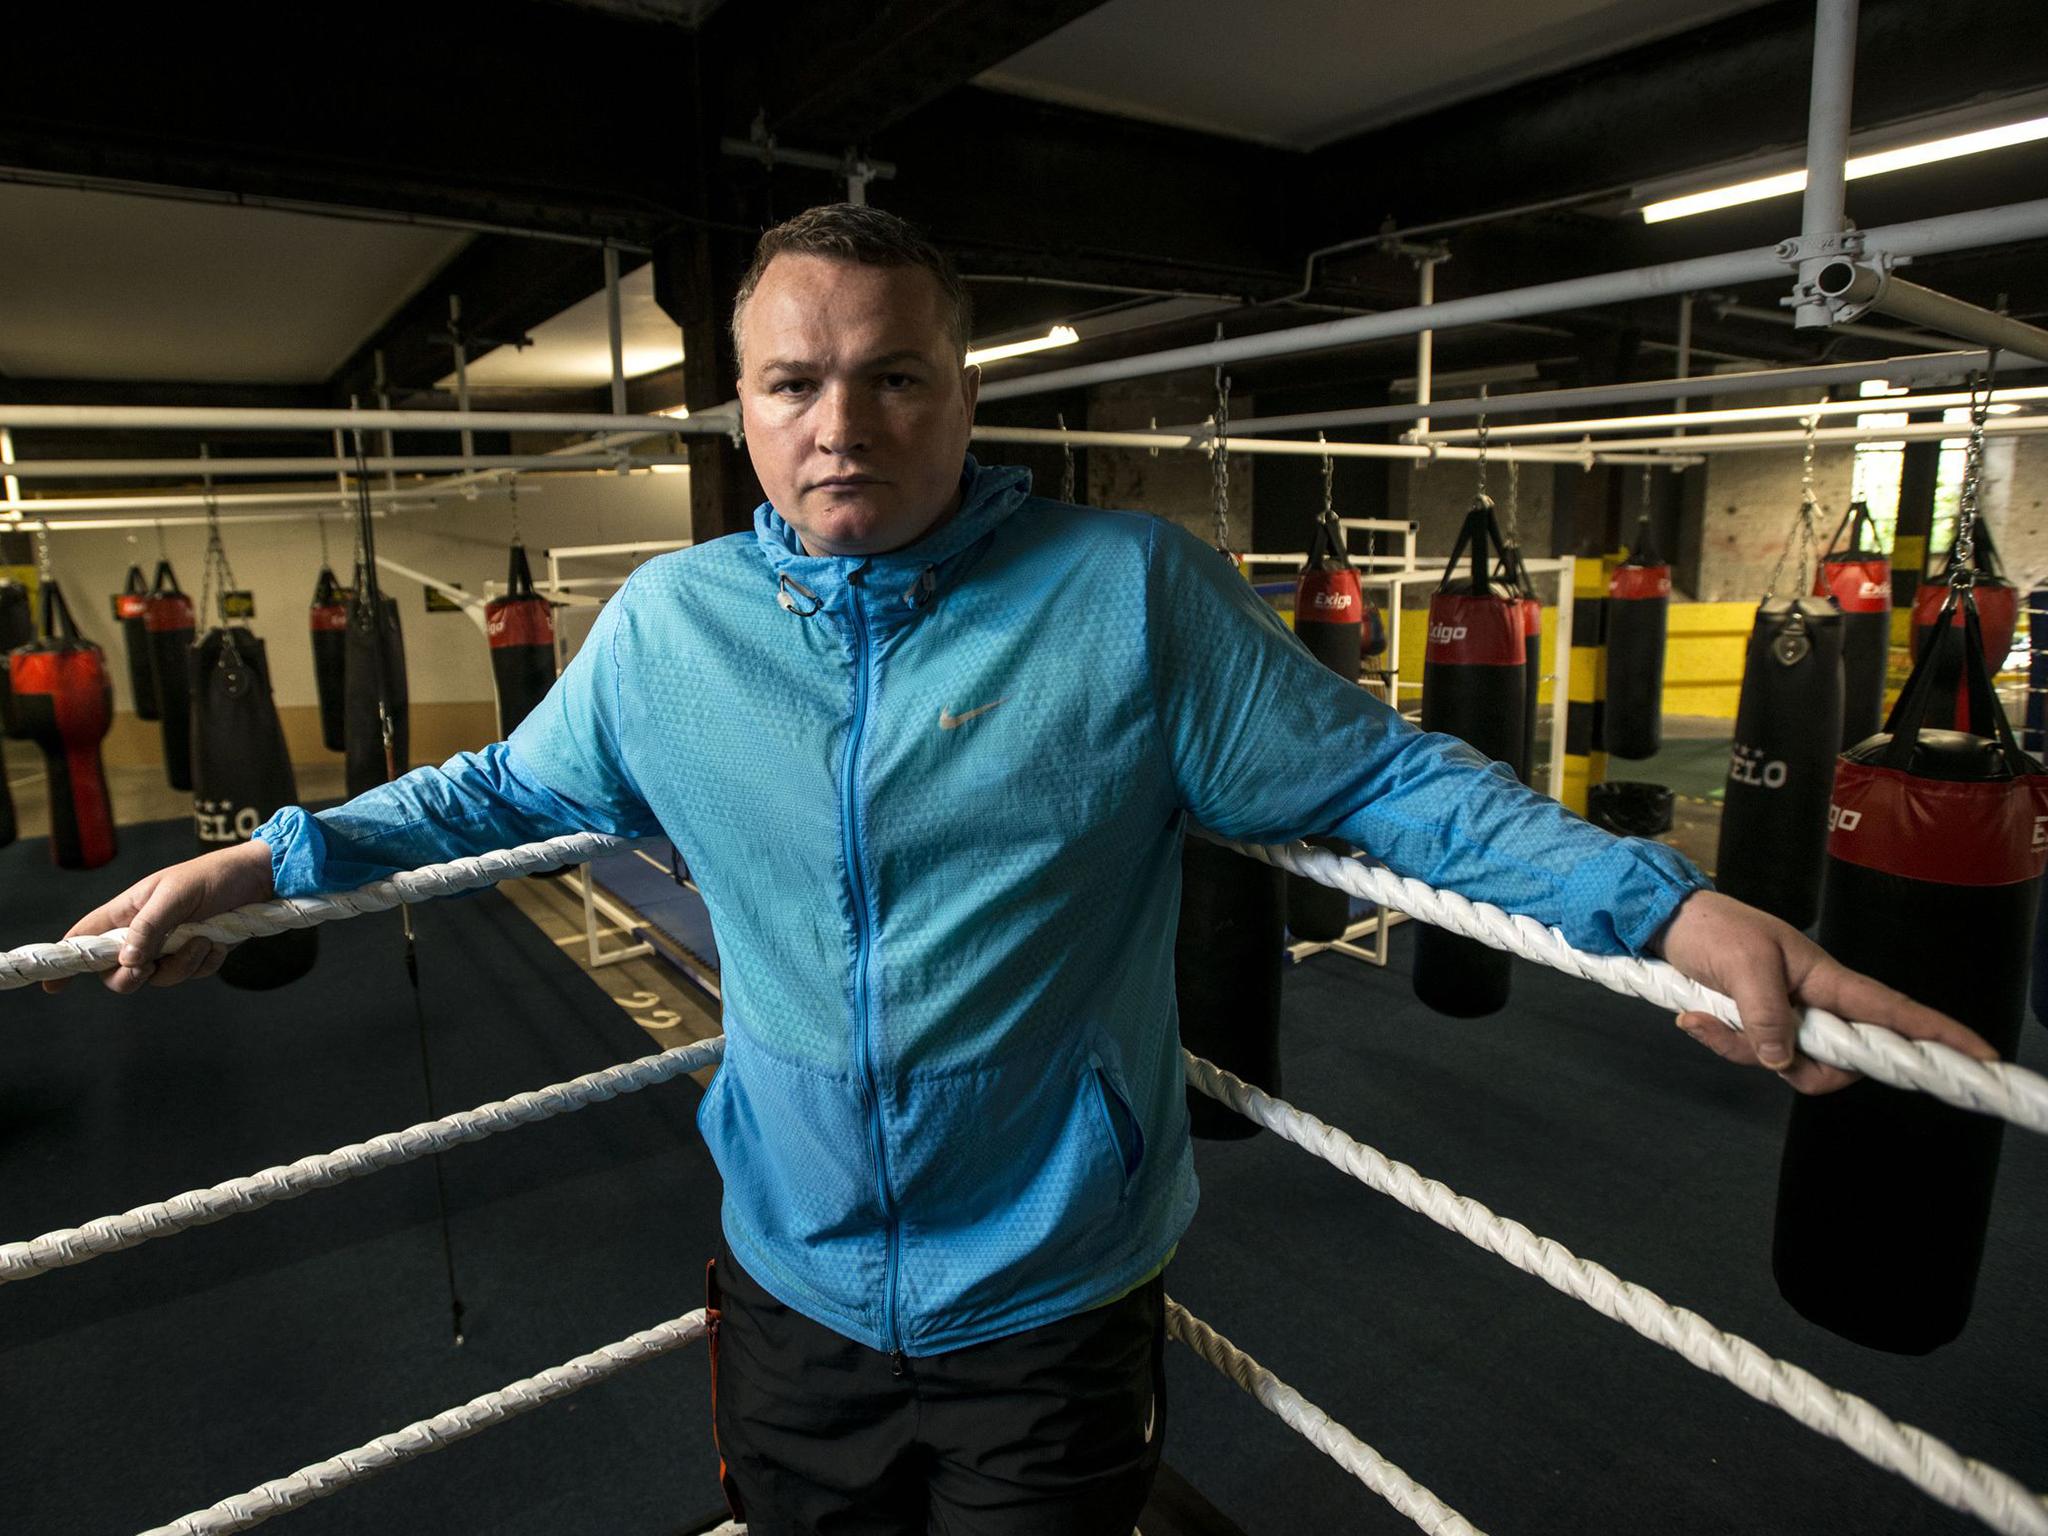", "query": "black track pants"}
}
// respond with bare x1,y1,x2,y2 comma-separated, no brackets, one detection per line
707,1241,1166,1535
